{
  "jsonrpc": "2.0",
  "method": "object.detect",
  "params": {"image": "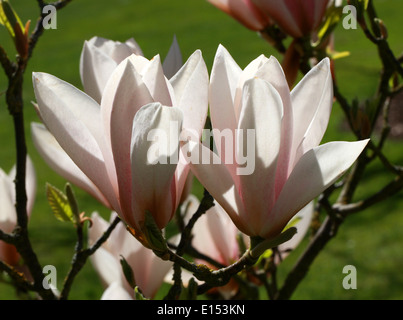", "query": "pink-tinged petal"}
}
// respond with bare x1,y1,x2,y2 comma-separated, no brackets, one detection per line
174,154,191,209
210,45,242,134
290,58,333,168
130,103,182,230
146,253,173,298
170,54,207,206
187,197,222,264
208,0,269,31
101,282,133,300
254,56,294,196
237,79,283,235
31,123,109,207
252,0,303,37
25,156,36,216
203,201,240,265
91,247,122,287
128,54,150,73
86,37,135,63
278,201,314,260
89,212,111,246
140,55,173,106
80,40,118,103
32,73,119,211
263,140,369,238
101,58,155,221
311,0,331,31
163,35,183,79
186,141,251,235
108,42,138,64
0,169,16,233
210,45,243,186
170,50,209,137
125,38,144,56
233,54,269,119
230,0,272,30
